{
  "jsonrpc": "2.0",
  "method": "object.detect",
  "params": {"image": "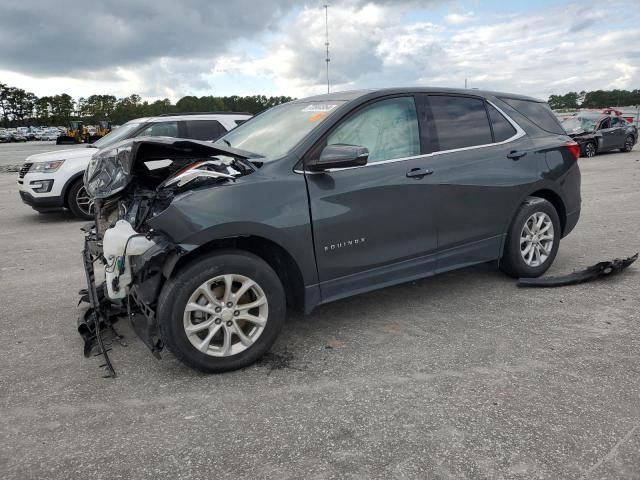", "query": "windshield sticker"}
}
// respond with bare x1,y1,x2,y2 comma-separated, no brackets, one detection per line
308,112,327,122
301,104,338,113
